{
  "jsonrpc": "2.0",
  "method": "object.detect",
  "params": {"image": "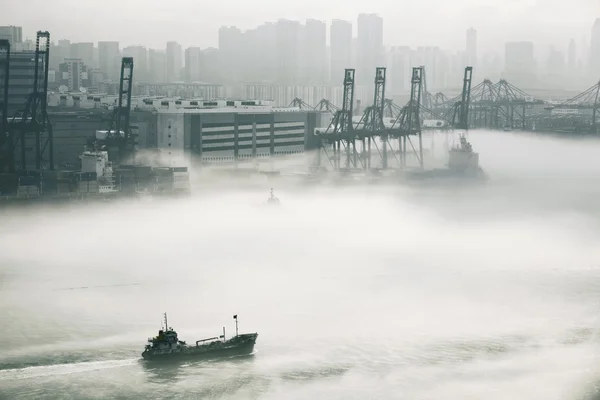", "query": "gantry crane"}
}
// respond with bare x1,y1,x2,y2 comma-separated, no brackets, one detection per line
0,39,10,172
389,67,423,168
8,31,53,171
451,66,473,130
323,68,355,170
104,57,136,163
